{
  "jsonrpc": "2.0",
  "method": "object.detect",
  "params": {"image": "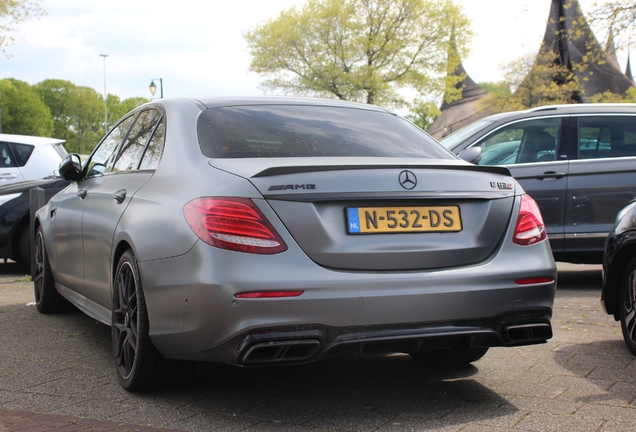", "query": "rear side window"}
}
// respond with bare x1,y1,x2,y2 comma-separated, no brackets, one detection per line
197,105,451,159
578,116,636,159
7,143,34,167
474,118,561,165
113,109,164,172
